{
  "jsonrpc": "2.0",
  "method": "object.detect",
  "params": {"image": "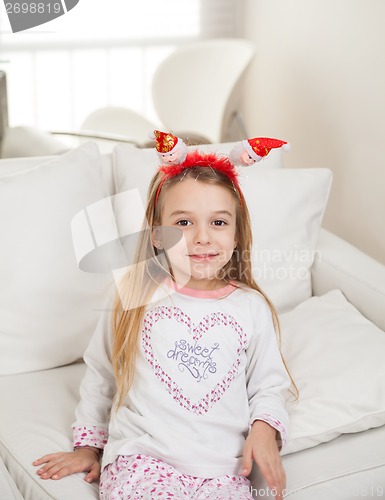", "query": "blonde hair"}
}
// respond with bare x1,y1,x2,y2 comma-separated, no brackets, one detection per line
112,159,298,409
